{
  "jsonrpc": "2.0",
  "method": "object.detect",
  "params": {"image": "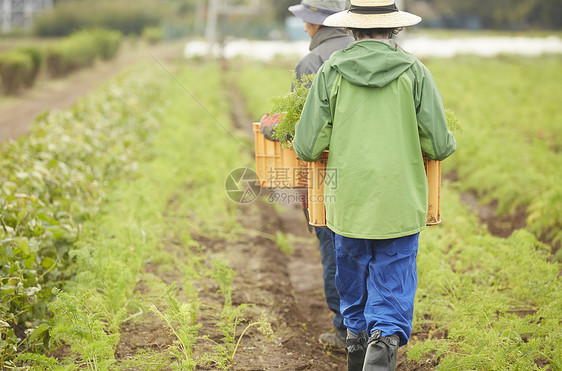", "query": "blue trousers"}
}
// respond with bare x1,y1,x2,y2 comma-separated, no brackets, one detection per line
331,231,419,346
315,226,346,333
